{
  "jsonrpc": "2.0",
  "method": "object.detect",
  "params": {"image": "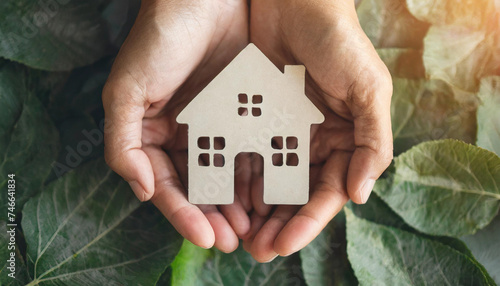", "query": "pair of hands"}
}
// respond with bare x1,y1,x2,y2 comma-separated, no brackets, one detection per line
102,0,393,262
